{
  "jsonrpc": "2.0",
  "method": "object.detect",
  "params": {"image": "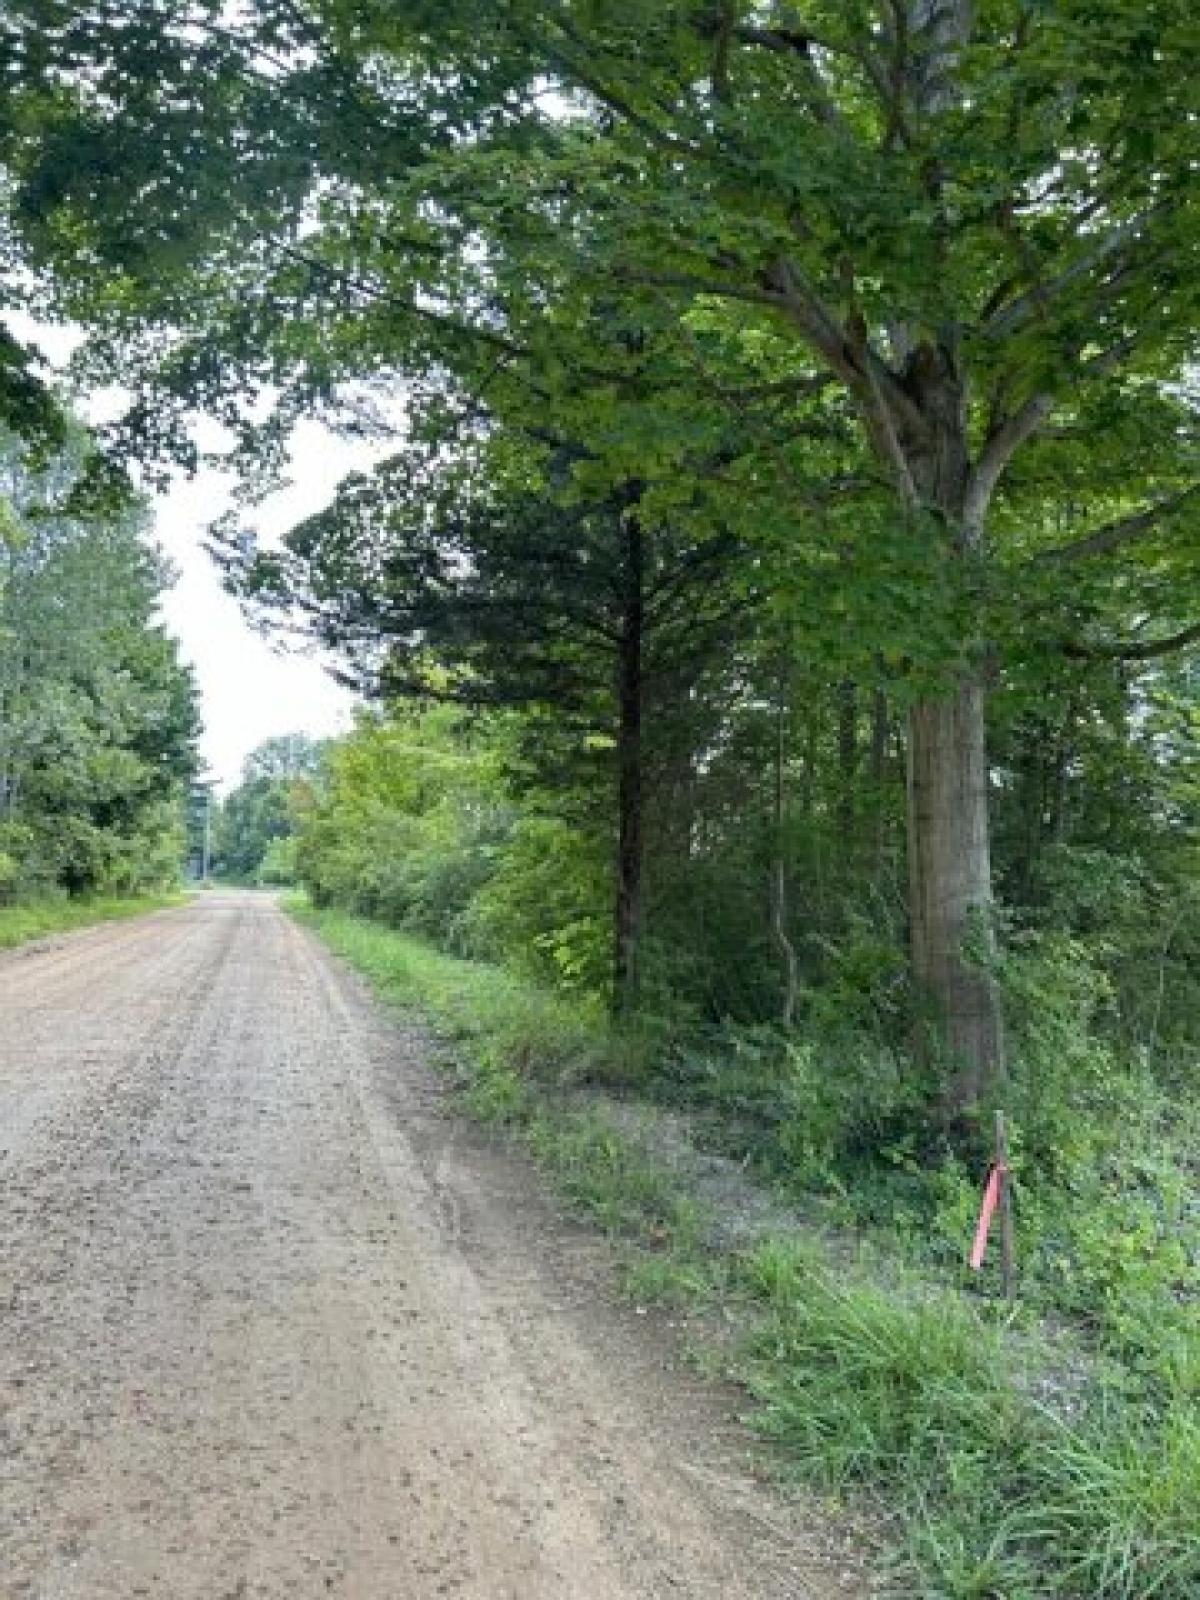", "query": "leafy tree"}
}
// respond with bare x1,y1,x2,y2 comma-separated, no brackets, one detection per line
294,708,515,950
0,428,200,897
242,733,325,783
286,0,1199,1115
228,412,755,1010
213,733,323,882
